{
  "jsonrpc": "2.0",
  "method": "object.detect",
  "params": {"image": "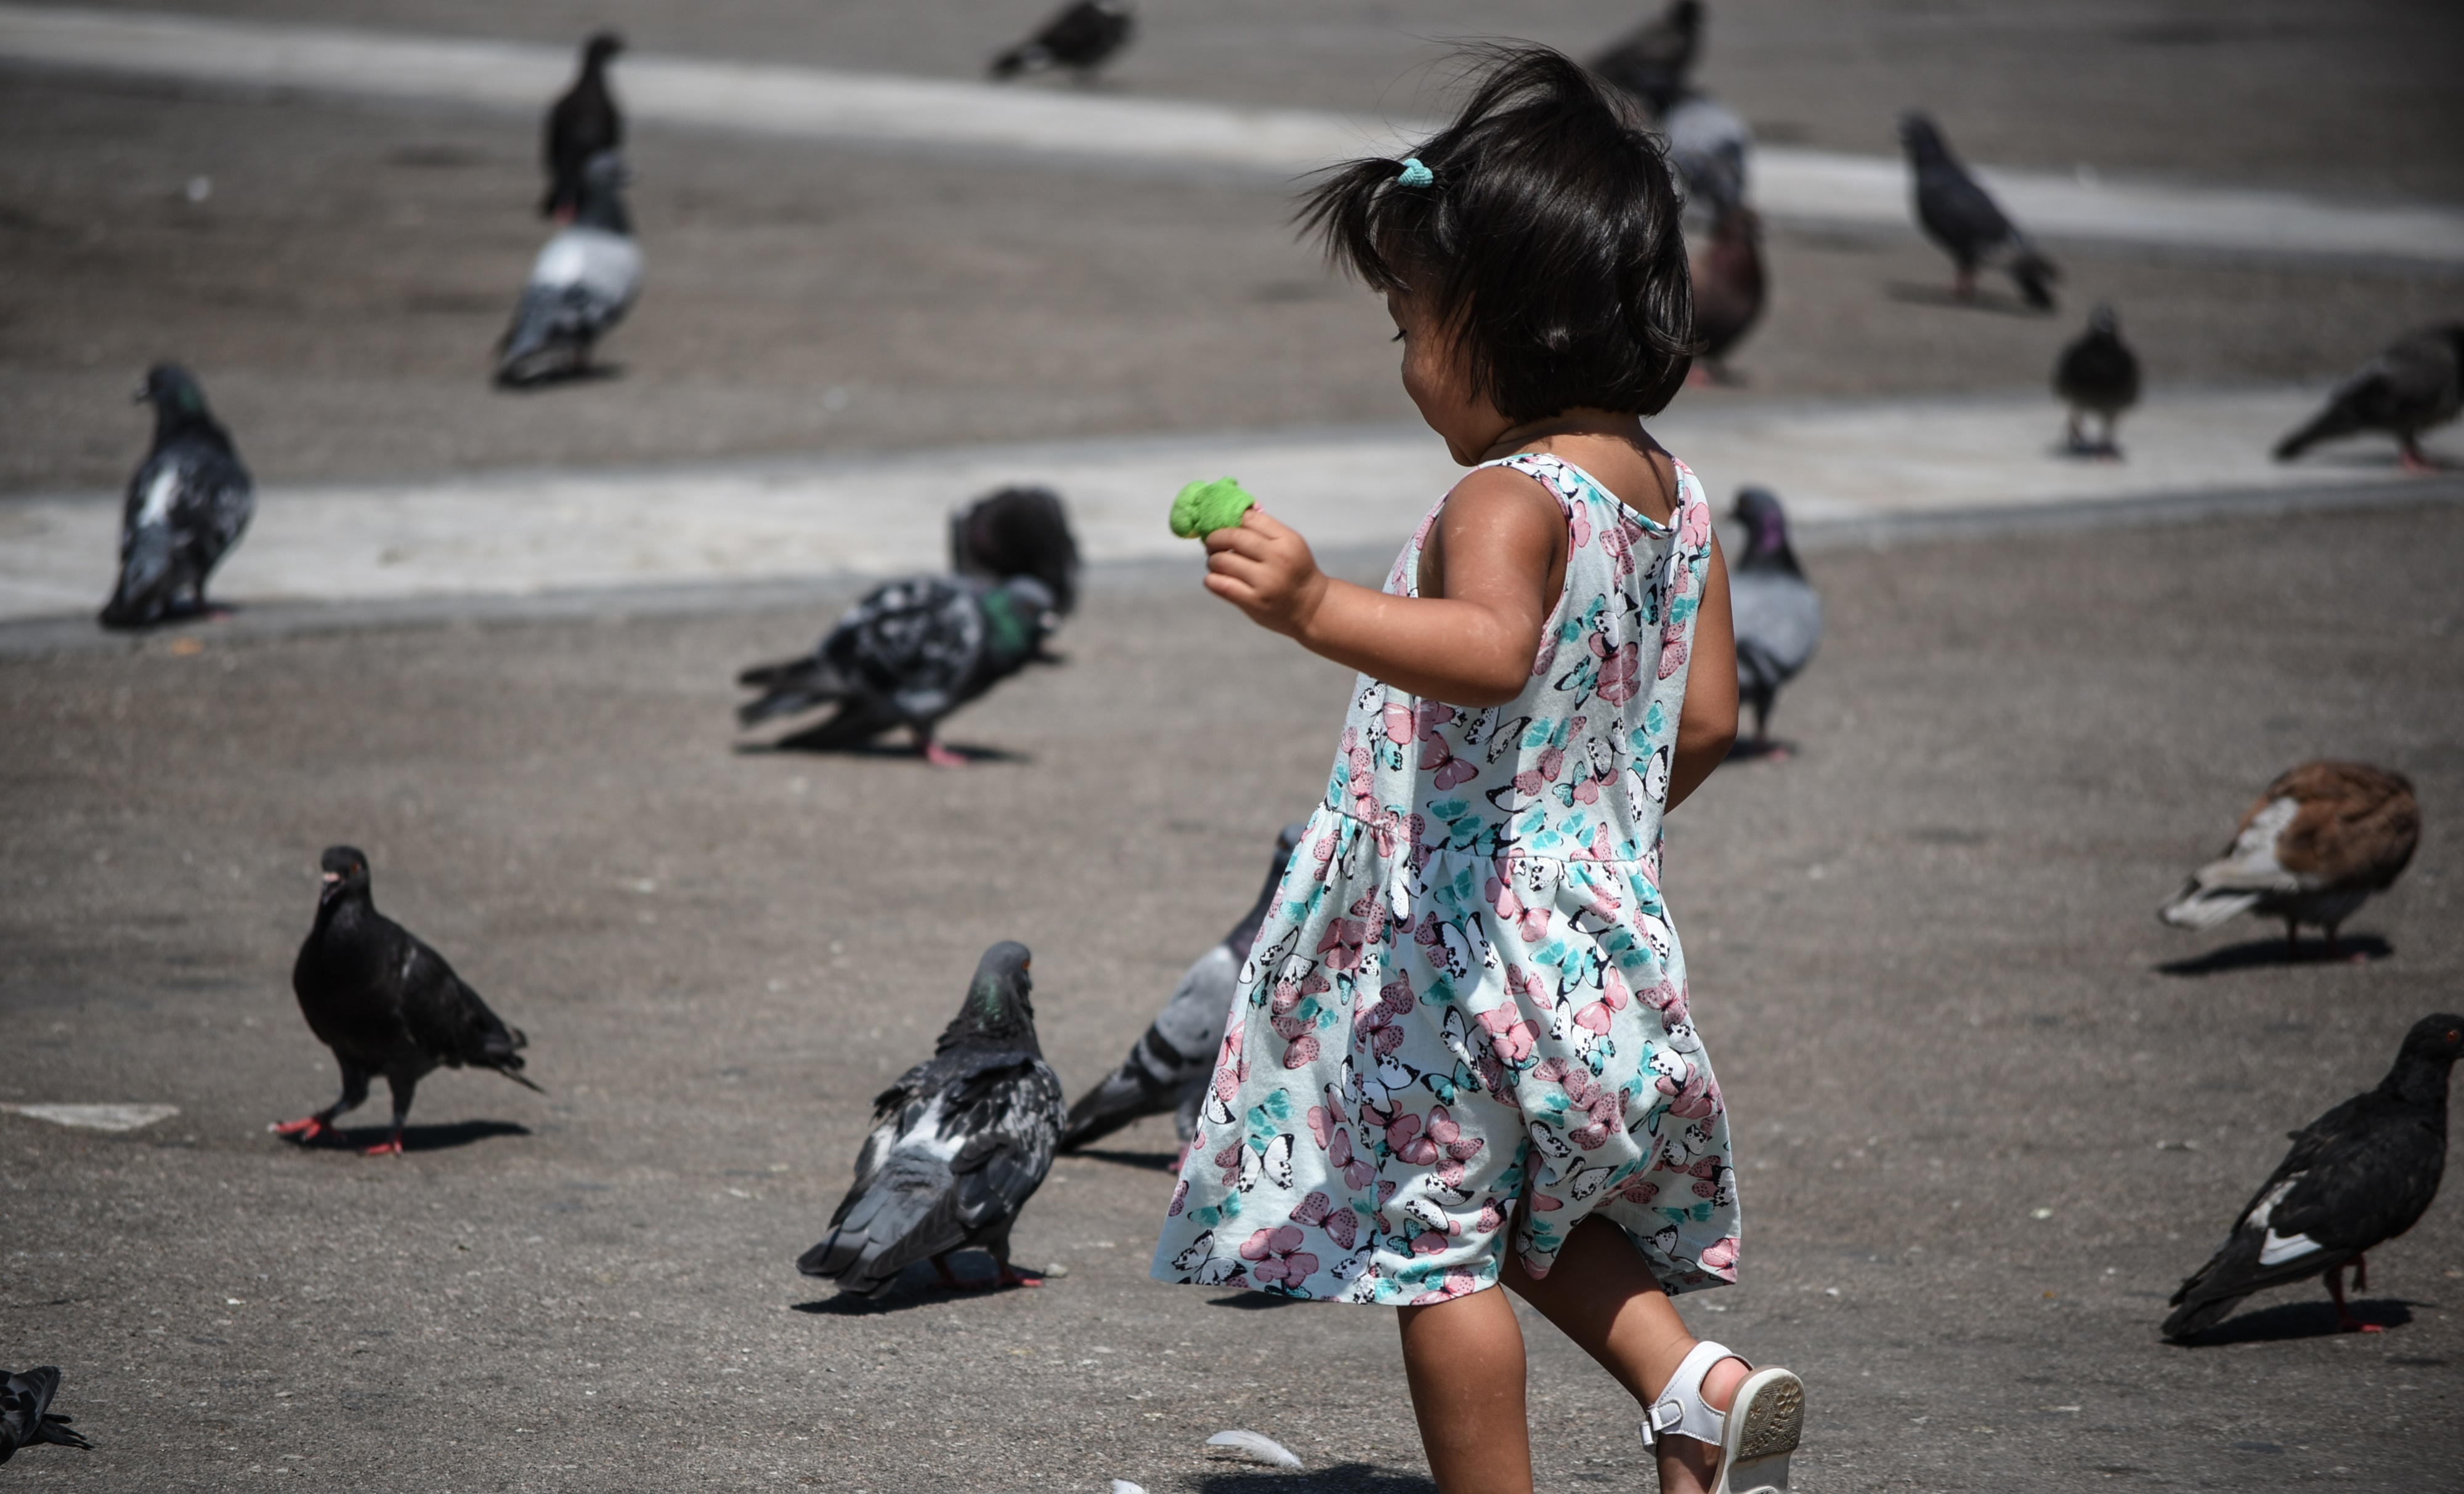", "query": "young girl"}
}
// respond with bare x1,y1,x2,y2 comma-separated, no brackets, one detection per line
1148,47,1802,1494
